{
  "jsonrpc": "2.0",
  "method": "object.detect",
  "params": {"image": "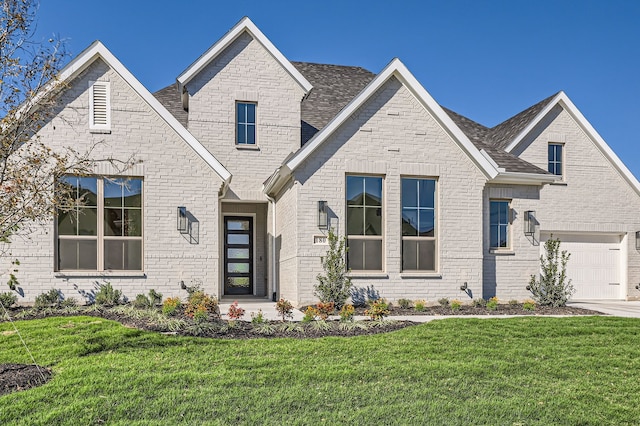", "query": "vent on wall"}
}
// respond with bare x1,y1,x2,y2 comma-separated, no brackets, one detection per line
89,81,111,131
